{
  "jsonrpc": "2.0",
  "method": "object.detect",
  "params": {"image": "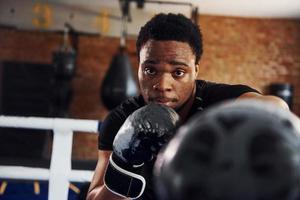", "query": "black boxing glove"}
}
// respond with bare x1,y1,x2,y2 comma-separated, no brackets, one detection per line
104,103,180,199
